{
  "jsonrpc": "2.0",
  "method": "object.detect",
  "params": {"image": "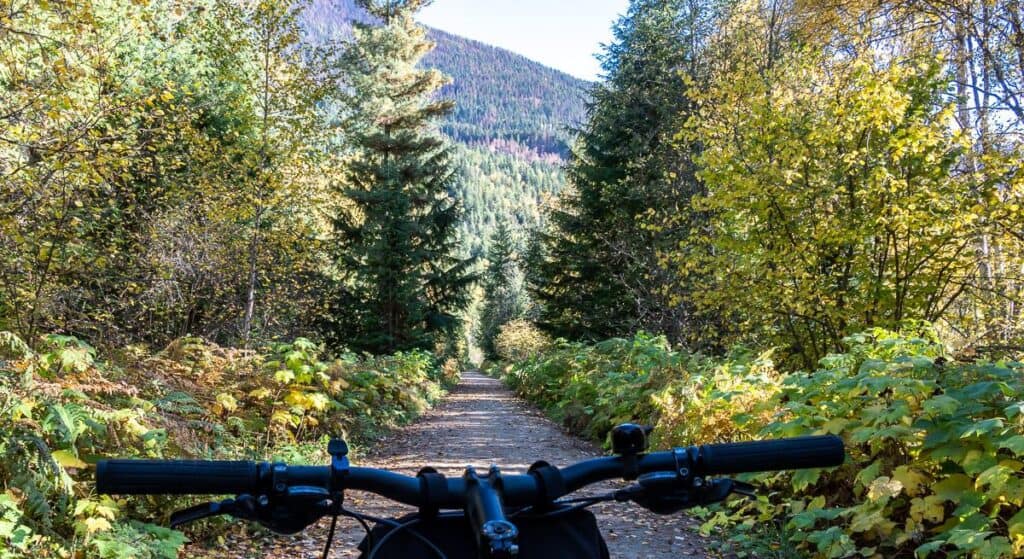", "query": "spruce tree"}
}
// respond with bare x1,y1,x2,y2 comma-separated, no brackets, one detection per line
477,221,526,359
328,0,475,354
529,0,721,343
